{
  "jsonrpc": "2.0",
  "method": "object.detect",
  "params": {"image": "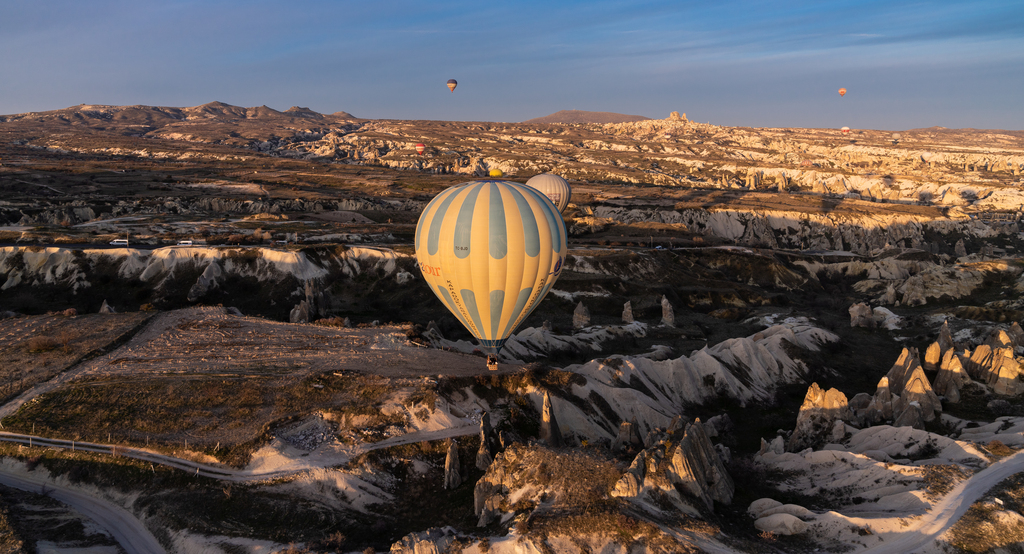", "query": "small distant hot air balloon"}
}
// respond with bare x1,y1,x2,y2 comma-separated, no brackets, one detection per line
489,169,503,177
416,143,426,155
891,133,902,145
838,88,847,97
841,126,850,135
415,180,566,365
447,79,458,93
525,173,572,213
